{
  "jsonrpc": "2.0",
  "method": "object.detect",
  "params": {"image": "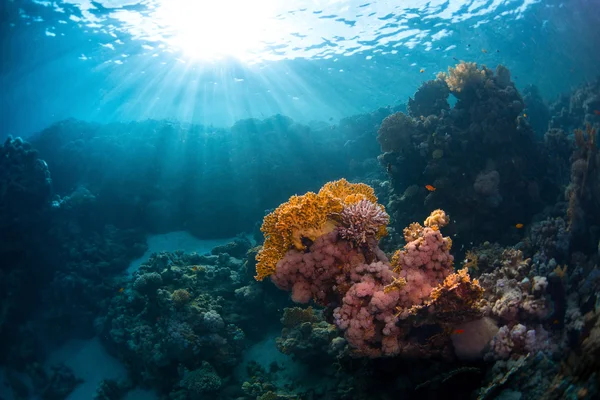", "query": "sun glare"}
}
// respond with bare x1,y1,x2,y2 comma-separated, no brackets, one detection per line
151,0,277,61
